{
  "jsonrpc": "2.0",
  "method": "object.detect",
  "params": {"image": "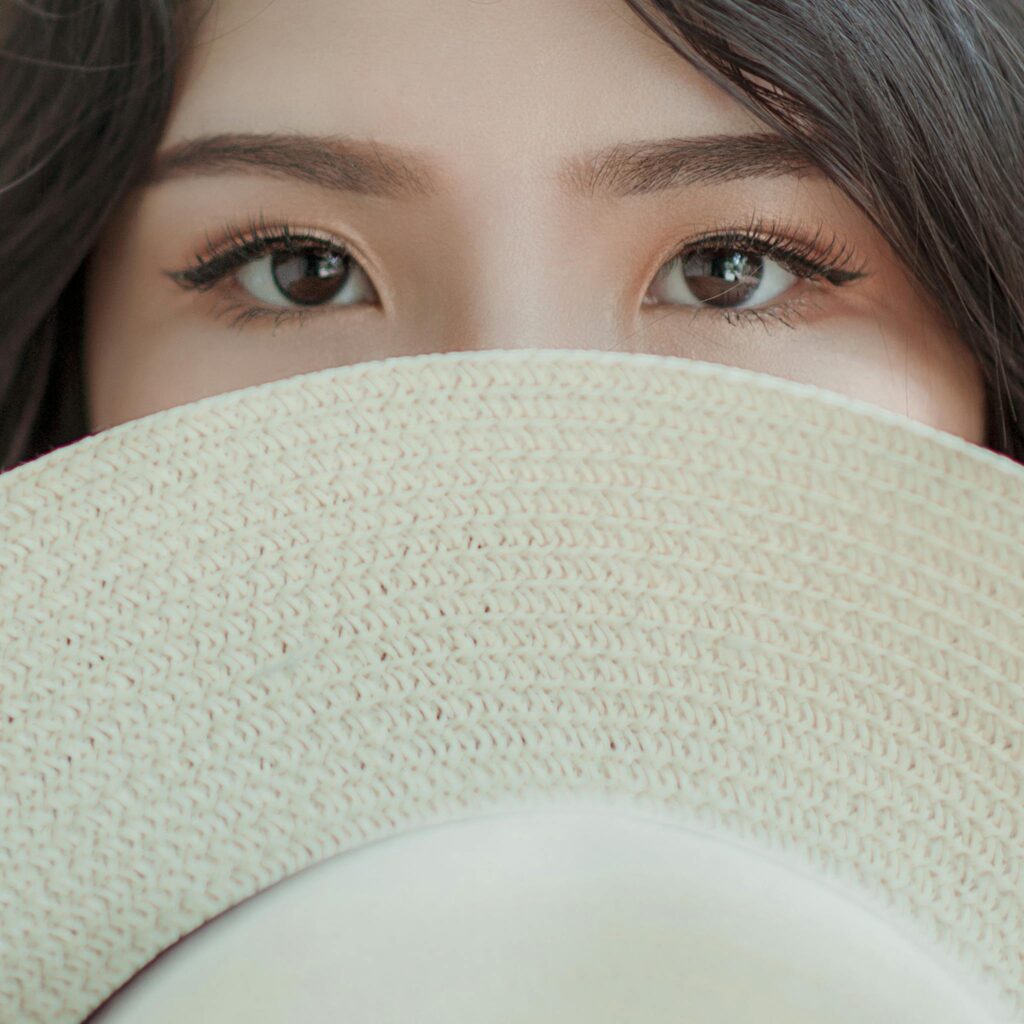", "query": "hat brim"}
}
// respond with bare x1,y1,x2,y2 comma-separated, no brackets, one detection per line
2,349,1022,1022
